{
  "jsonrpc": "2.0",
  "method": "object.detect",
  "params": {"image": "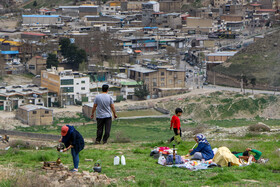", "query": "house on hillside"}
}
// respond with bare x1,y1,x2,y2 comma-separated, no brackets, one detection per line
16,104,53,125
